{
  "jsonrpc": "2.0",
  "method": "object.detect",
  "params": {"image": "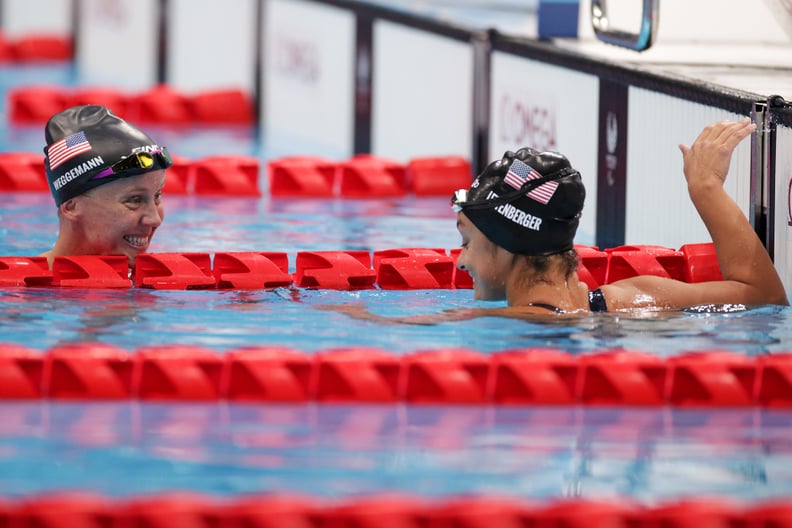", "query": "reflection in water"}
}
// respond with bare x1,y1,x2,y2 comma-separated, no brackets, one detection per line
0,402,789,501
0,287,790,355
1,288,171,348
